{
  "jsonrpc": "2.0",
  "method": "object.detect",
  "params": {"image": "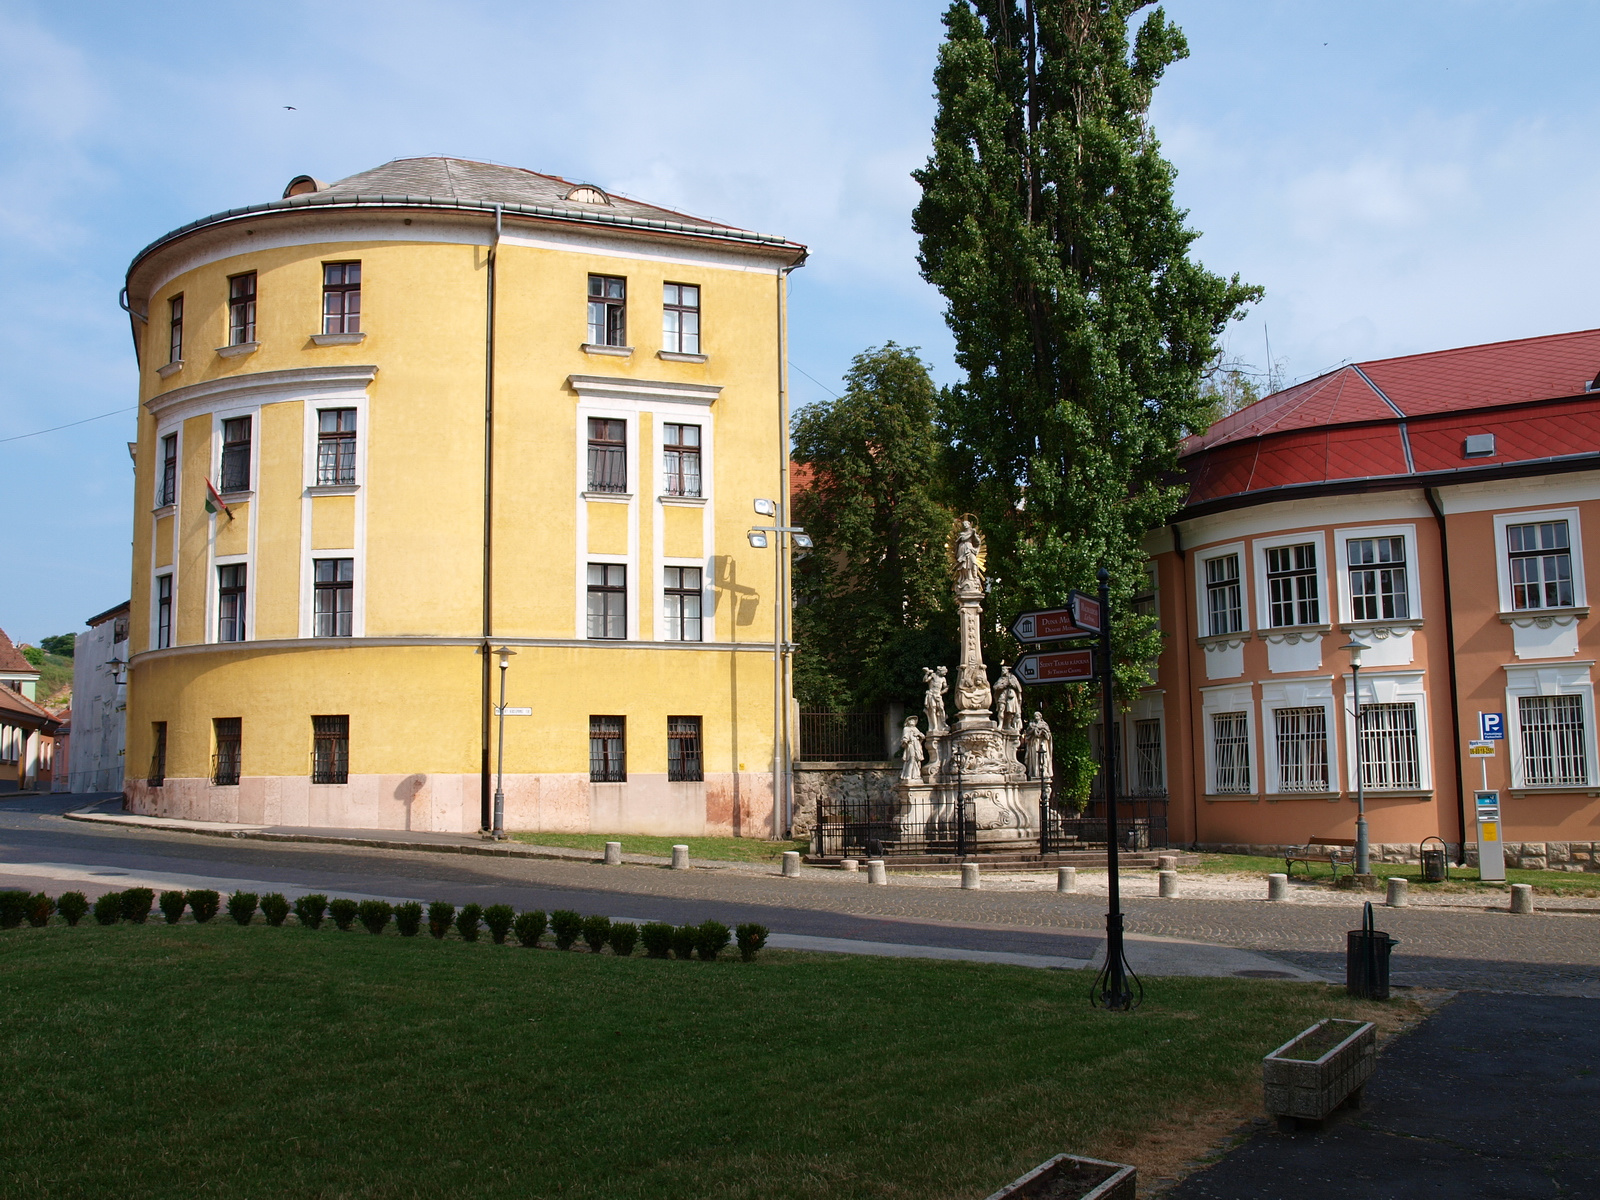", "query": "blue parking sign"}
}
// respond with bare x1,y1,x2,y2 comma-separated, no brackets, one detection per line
1480,712,1505,741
